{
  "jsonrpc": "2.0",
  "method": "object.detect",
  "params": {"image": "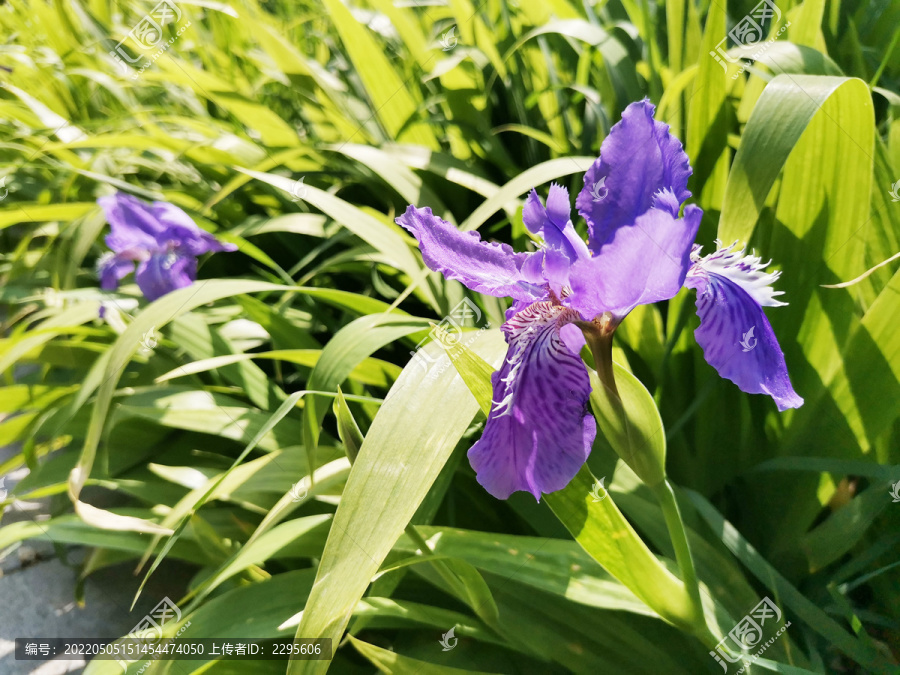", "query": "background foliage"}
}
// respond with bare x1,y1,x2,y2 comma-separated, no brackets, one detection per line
1,0,899,672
